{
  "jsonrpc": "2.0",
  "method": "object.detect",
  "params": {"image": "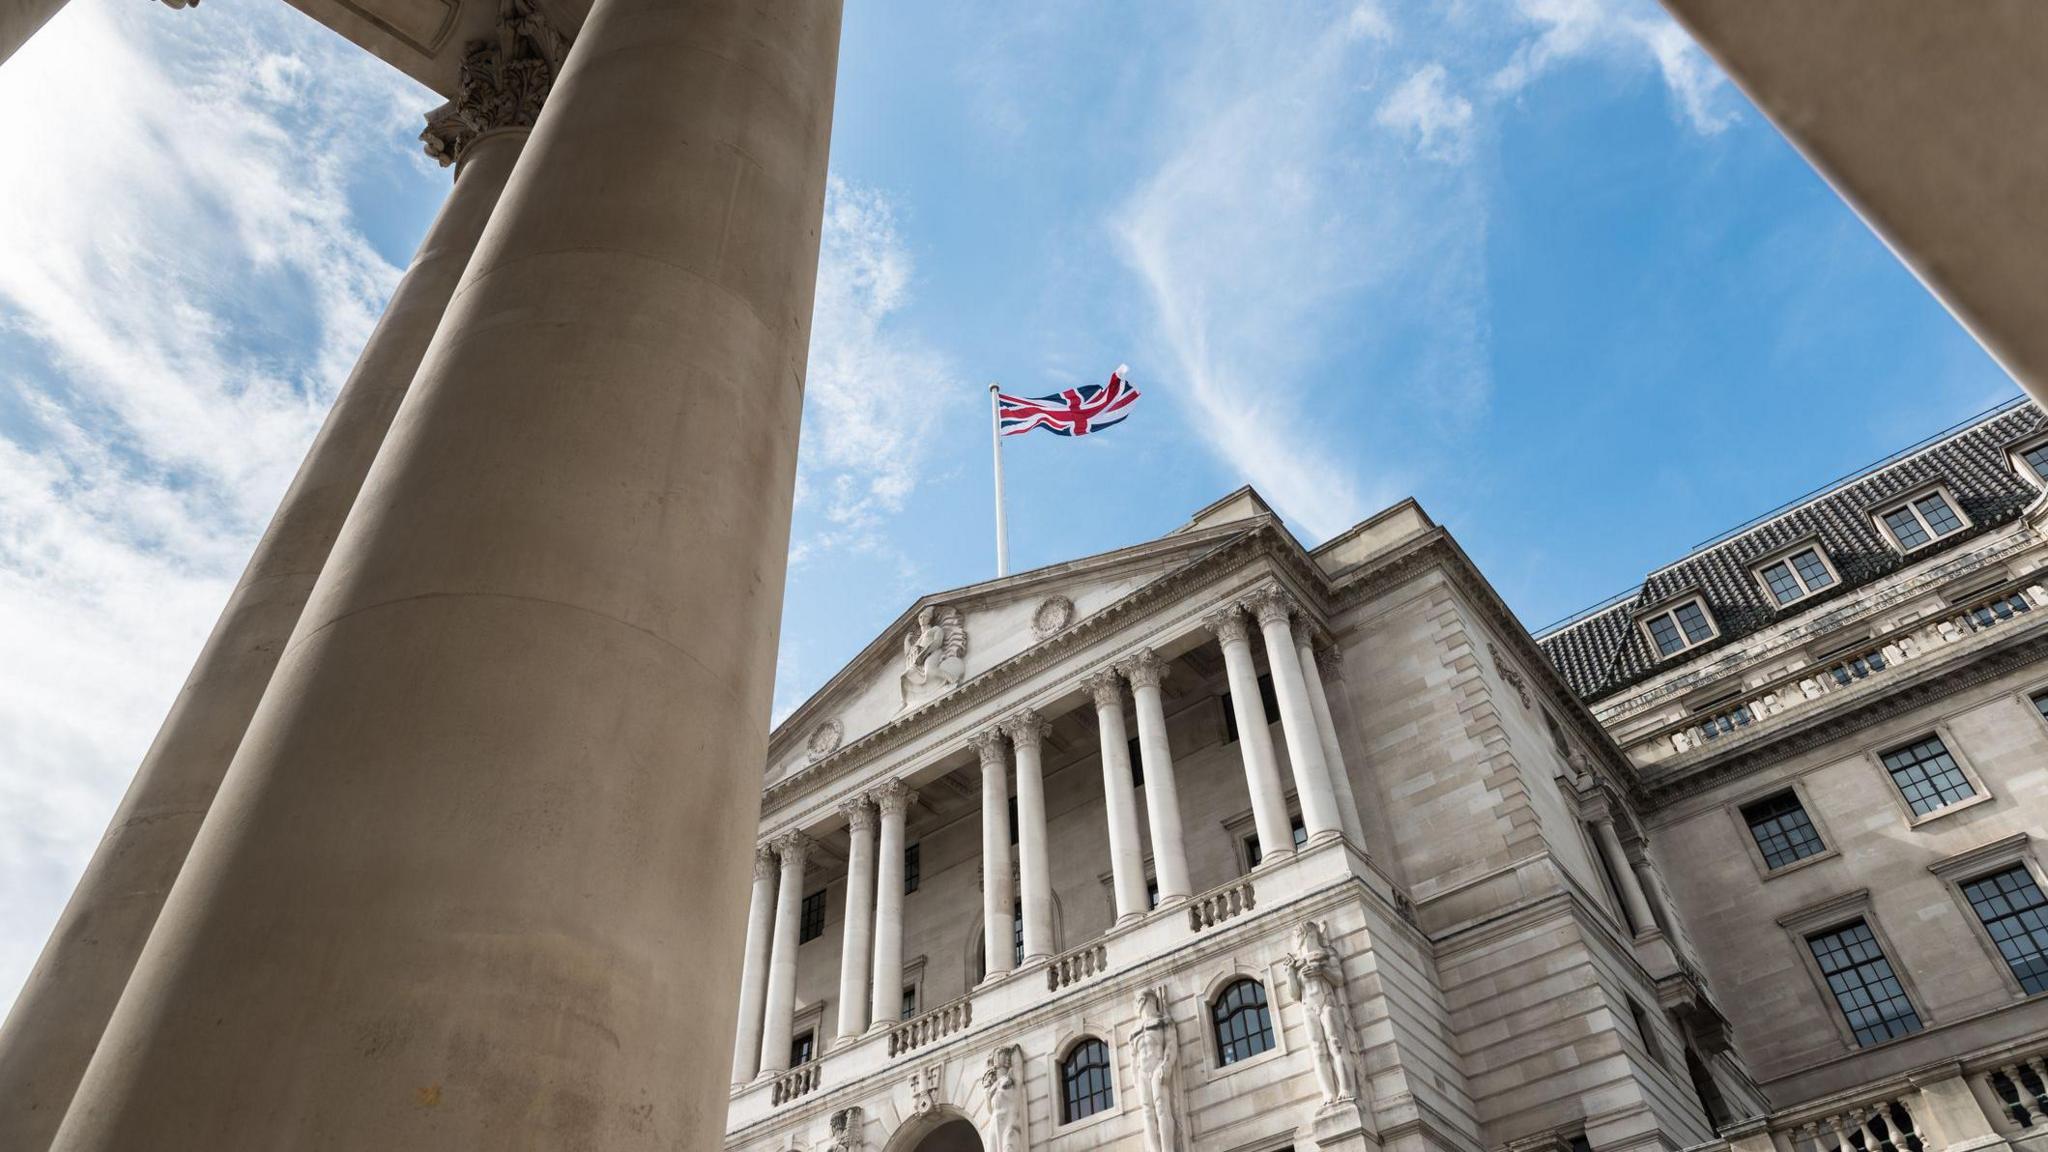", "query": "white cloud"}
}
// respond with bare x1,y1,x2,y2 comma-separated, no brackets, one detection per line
1491,0,1735,135
0,0,435,1010
1377,63,1476,162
